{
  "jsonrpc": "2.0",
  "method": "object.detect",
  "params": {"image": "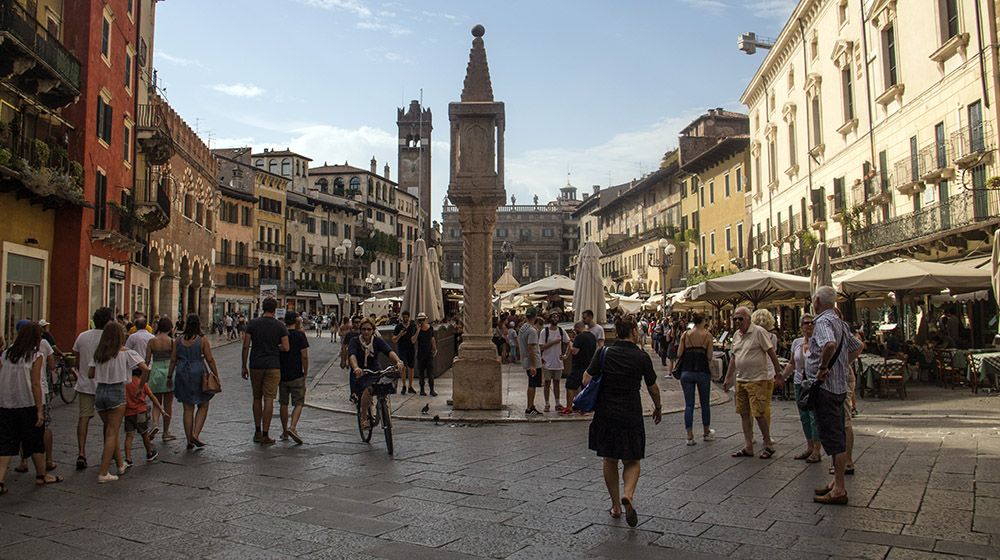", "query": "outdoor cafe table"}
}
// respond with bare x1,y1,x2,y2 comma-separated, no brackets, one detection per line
958,350,1000,386
855,354,905,397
